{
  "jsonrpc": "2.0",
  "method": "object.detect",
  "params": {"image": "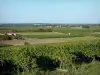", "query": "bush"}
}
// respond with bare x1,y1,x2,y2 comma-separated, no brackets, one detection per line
0,44,13,47
14,34,25,40
82,26,89,28
24,42,30,45
0,35,13,40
